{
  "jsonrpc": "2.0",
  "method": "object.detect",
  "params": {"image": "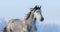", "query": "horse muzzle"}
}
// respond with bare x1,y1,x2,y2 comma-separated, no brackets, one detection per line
40,17,44,21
